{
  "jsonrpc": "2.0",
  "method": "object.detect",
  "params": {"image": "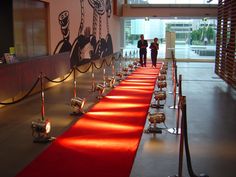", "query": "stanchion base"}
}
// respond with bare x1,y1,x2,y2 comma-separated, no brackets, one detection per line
33,136,56,143
144,127,162,134
167,128,181,135
150,103,164,109
169,105,178,109
168,175,179,177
